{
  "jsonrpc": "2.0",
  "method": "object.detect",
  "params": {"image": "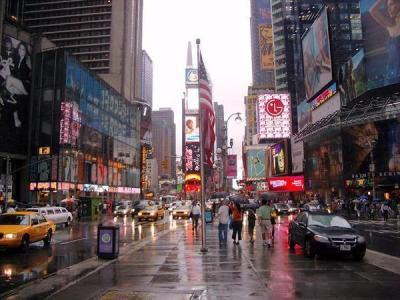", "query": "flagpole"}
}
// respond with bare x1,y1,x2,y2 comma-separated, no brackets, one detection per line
196,38,207,253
